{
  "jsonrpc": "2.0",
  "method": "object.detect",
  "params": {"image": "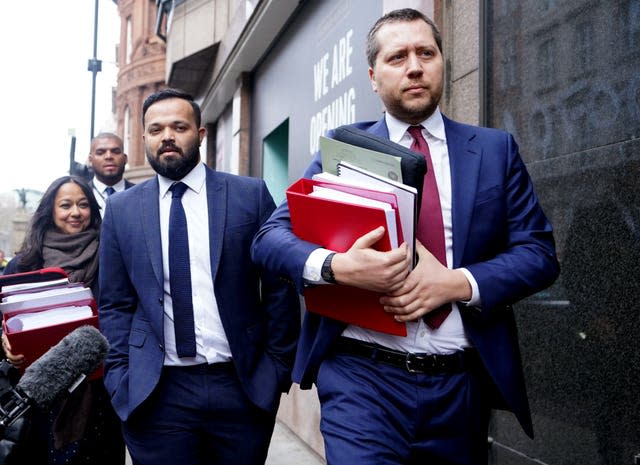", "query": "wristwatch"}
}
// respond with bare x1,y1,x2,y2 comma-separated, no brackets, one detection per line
321,253,337,284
